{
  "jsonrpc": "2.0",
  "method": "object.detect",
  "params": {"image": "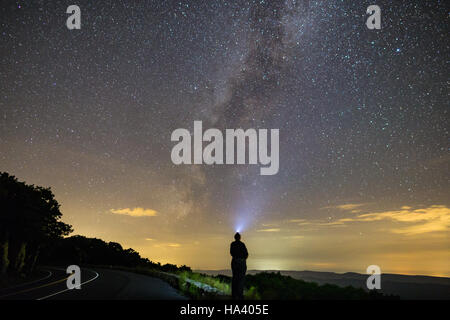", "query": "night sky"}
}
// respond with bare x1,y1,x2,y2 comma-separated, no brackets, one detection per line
1,1,449,276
